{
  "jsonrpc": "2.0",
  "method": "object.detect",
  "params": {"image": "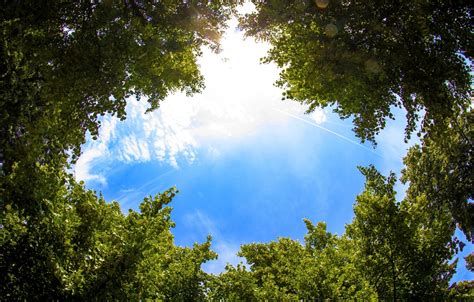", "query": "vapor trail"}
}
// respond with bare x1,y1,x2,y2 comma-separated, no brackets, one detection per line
114,169,176,206
273,108,382,157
